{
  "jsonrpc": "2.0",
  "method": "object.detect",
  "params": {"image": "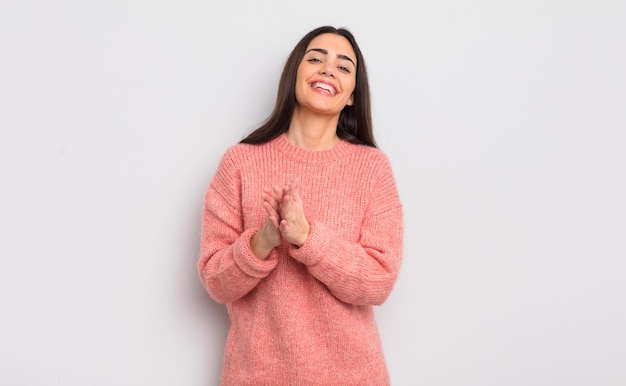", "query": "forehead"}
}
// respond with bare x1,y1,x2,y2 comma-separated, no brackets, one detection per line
305,33,356,62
